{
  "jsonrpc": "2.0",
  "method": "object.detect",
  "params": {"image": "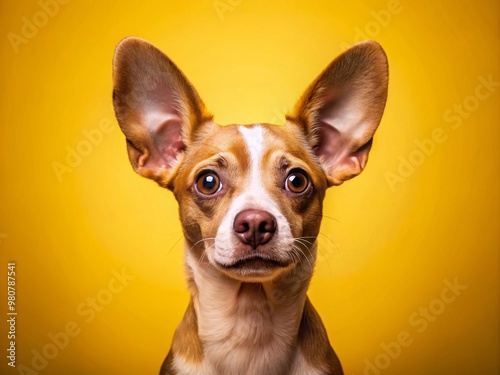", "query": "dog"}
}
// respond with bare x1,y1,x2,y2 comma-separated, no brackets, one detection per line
112,37,388,375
